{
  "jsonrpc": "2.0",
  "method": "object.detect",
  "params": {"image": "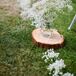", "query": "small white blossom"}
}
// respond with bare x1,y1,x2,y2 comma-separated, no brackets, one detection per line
47,59,66,75
59,72,63,75
42,49,59,62
67,5,73,11
63,72,74,76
